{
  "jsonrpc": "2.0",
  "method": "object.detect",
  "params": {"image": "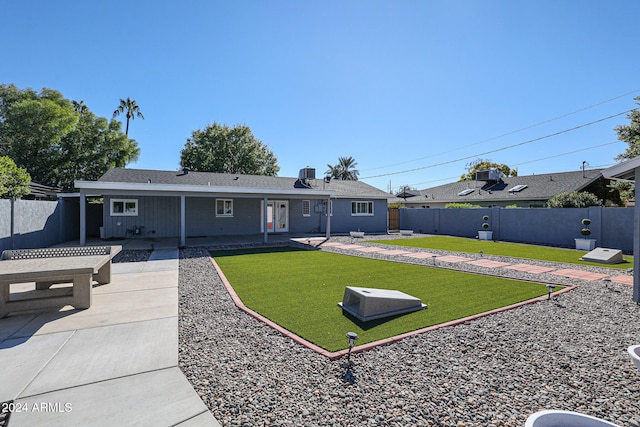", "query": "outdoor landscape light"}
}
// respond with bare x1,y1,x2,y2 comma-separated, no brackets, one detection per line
546,284,555,300
341,332,359,384
603,278,611,289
